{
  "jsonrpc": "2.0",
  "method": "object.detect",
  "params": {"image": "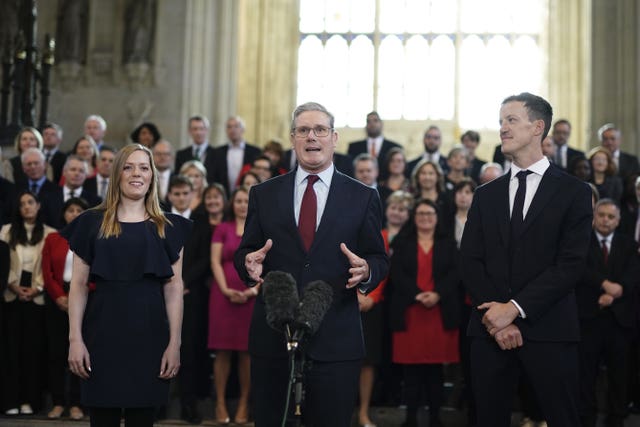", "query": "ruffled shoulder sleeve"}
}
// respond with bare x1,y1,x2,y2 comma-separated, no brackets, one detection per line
60,210,102,265
163,213,193,265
